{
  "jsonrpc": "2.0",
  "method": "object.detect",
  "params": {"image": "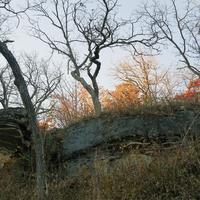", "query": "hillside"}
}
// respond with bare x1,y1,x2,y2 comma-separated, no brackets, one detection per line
1,104,200,199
